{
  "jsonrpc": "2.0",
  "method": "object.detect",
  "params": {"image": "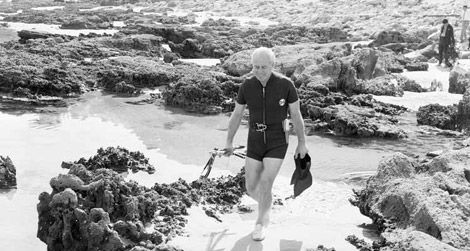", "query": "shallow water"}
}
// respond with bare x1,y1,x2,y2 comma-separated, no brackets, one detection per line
0,89,463,250
163,9,278,27
0,21,119,36
374,62,463,111
179,58,220,66
30,6,64,11
0,26,18,42
78,5,128,12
